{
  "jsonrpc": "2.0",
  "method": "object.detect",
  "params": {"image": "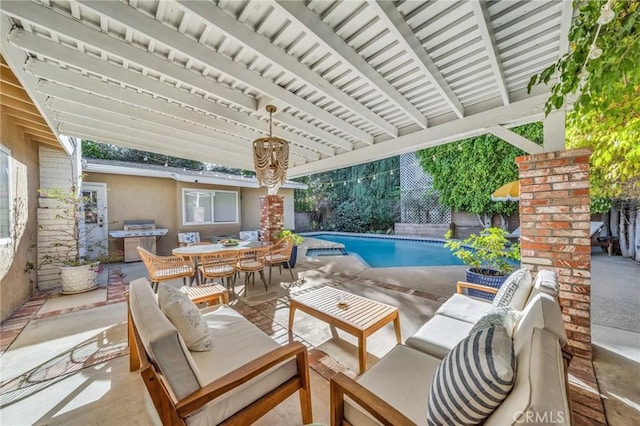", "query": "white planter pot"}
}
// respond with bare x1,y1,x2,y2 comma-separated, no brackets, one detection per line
60,262,100,294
